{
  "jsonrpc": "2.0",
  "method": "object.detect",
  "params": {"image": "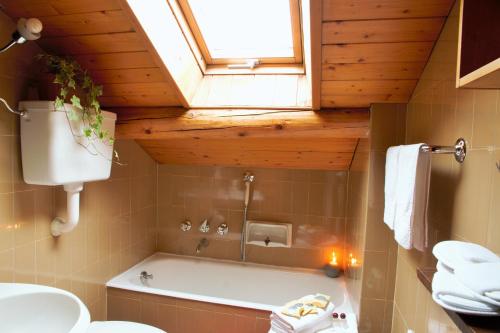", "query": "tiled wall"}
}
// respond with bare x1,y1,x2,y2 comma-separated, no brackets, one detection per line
345,105,405,332
0,10,157,320
157,165,347,269
107,288,271,333
392,1,500,332
358,105,405,333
